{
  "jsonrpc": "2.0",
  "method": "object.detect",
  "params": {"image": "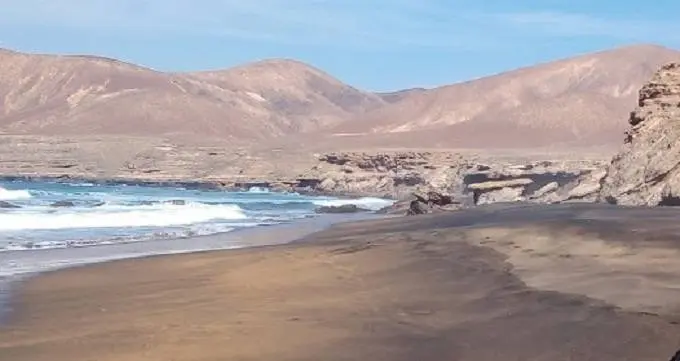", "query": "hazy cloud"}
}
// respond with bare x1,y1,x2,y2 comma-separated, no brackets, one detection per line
0,1,677,48
489,10,680,41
